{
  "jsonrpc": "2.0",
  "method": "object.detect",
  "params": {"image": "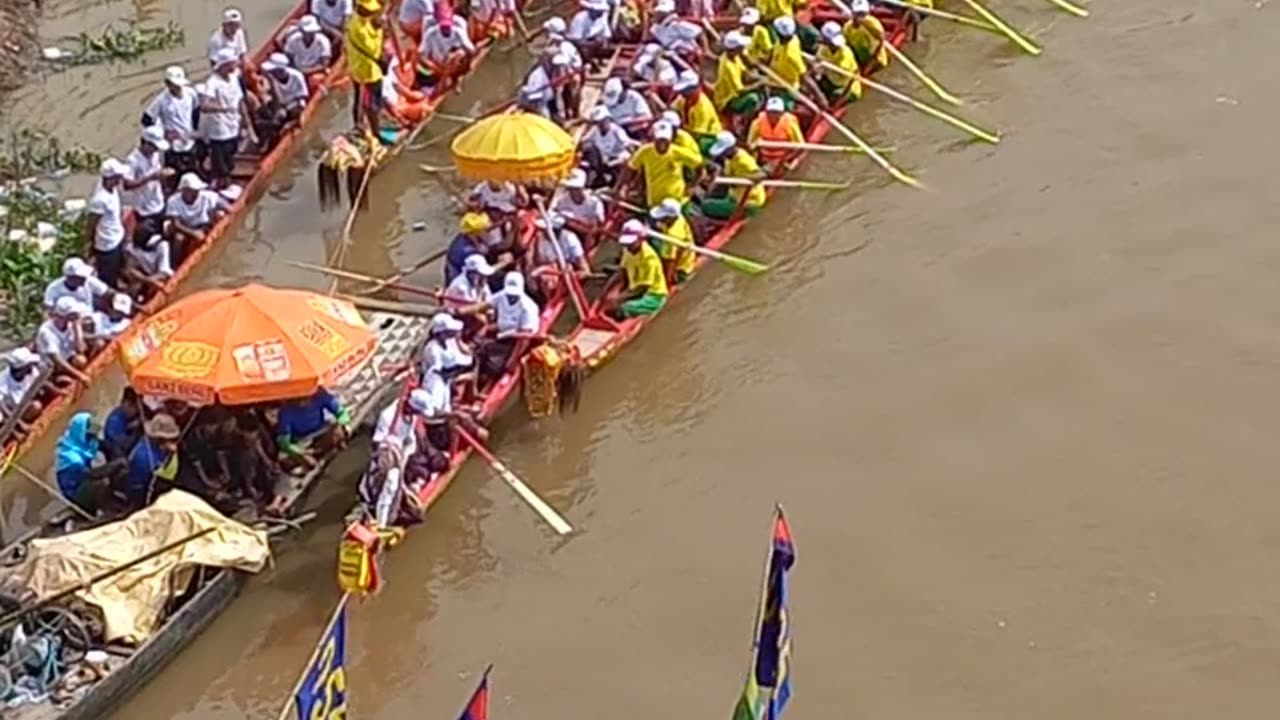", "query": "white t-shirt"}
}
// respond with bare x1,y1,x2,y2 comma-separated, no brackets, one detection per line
420,337,473,377
312,0,353,32
88,184,125,252
520,64,555,111
201,74,245,142
553,193,606,225
36,320,77,360
583,122,635,163
416,371,453,417
444,273,492,306
166,190,220,229
88,312,132,340
372,401,418,454
606,89,653,125
653,17,701,53
0,367,37,414
207,28,248,65
419,22,476,63
284,32,333,71
471,0,516,21
473,181,518,213
399,0,431,25
43,276,109,311
535,228,585,265
144,88,198,153
125,146,166,216
492,292,540,338
555,40,584,71
270,67,311,106
568,10,612,42
126,239,175,277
